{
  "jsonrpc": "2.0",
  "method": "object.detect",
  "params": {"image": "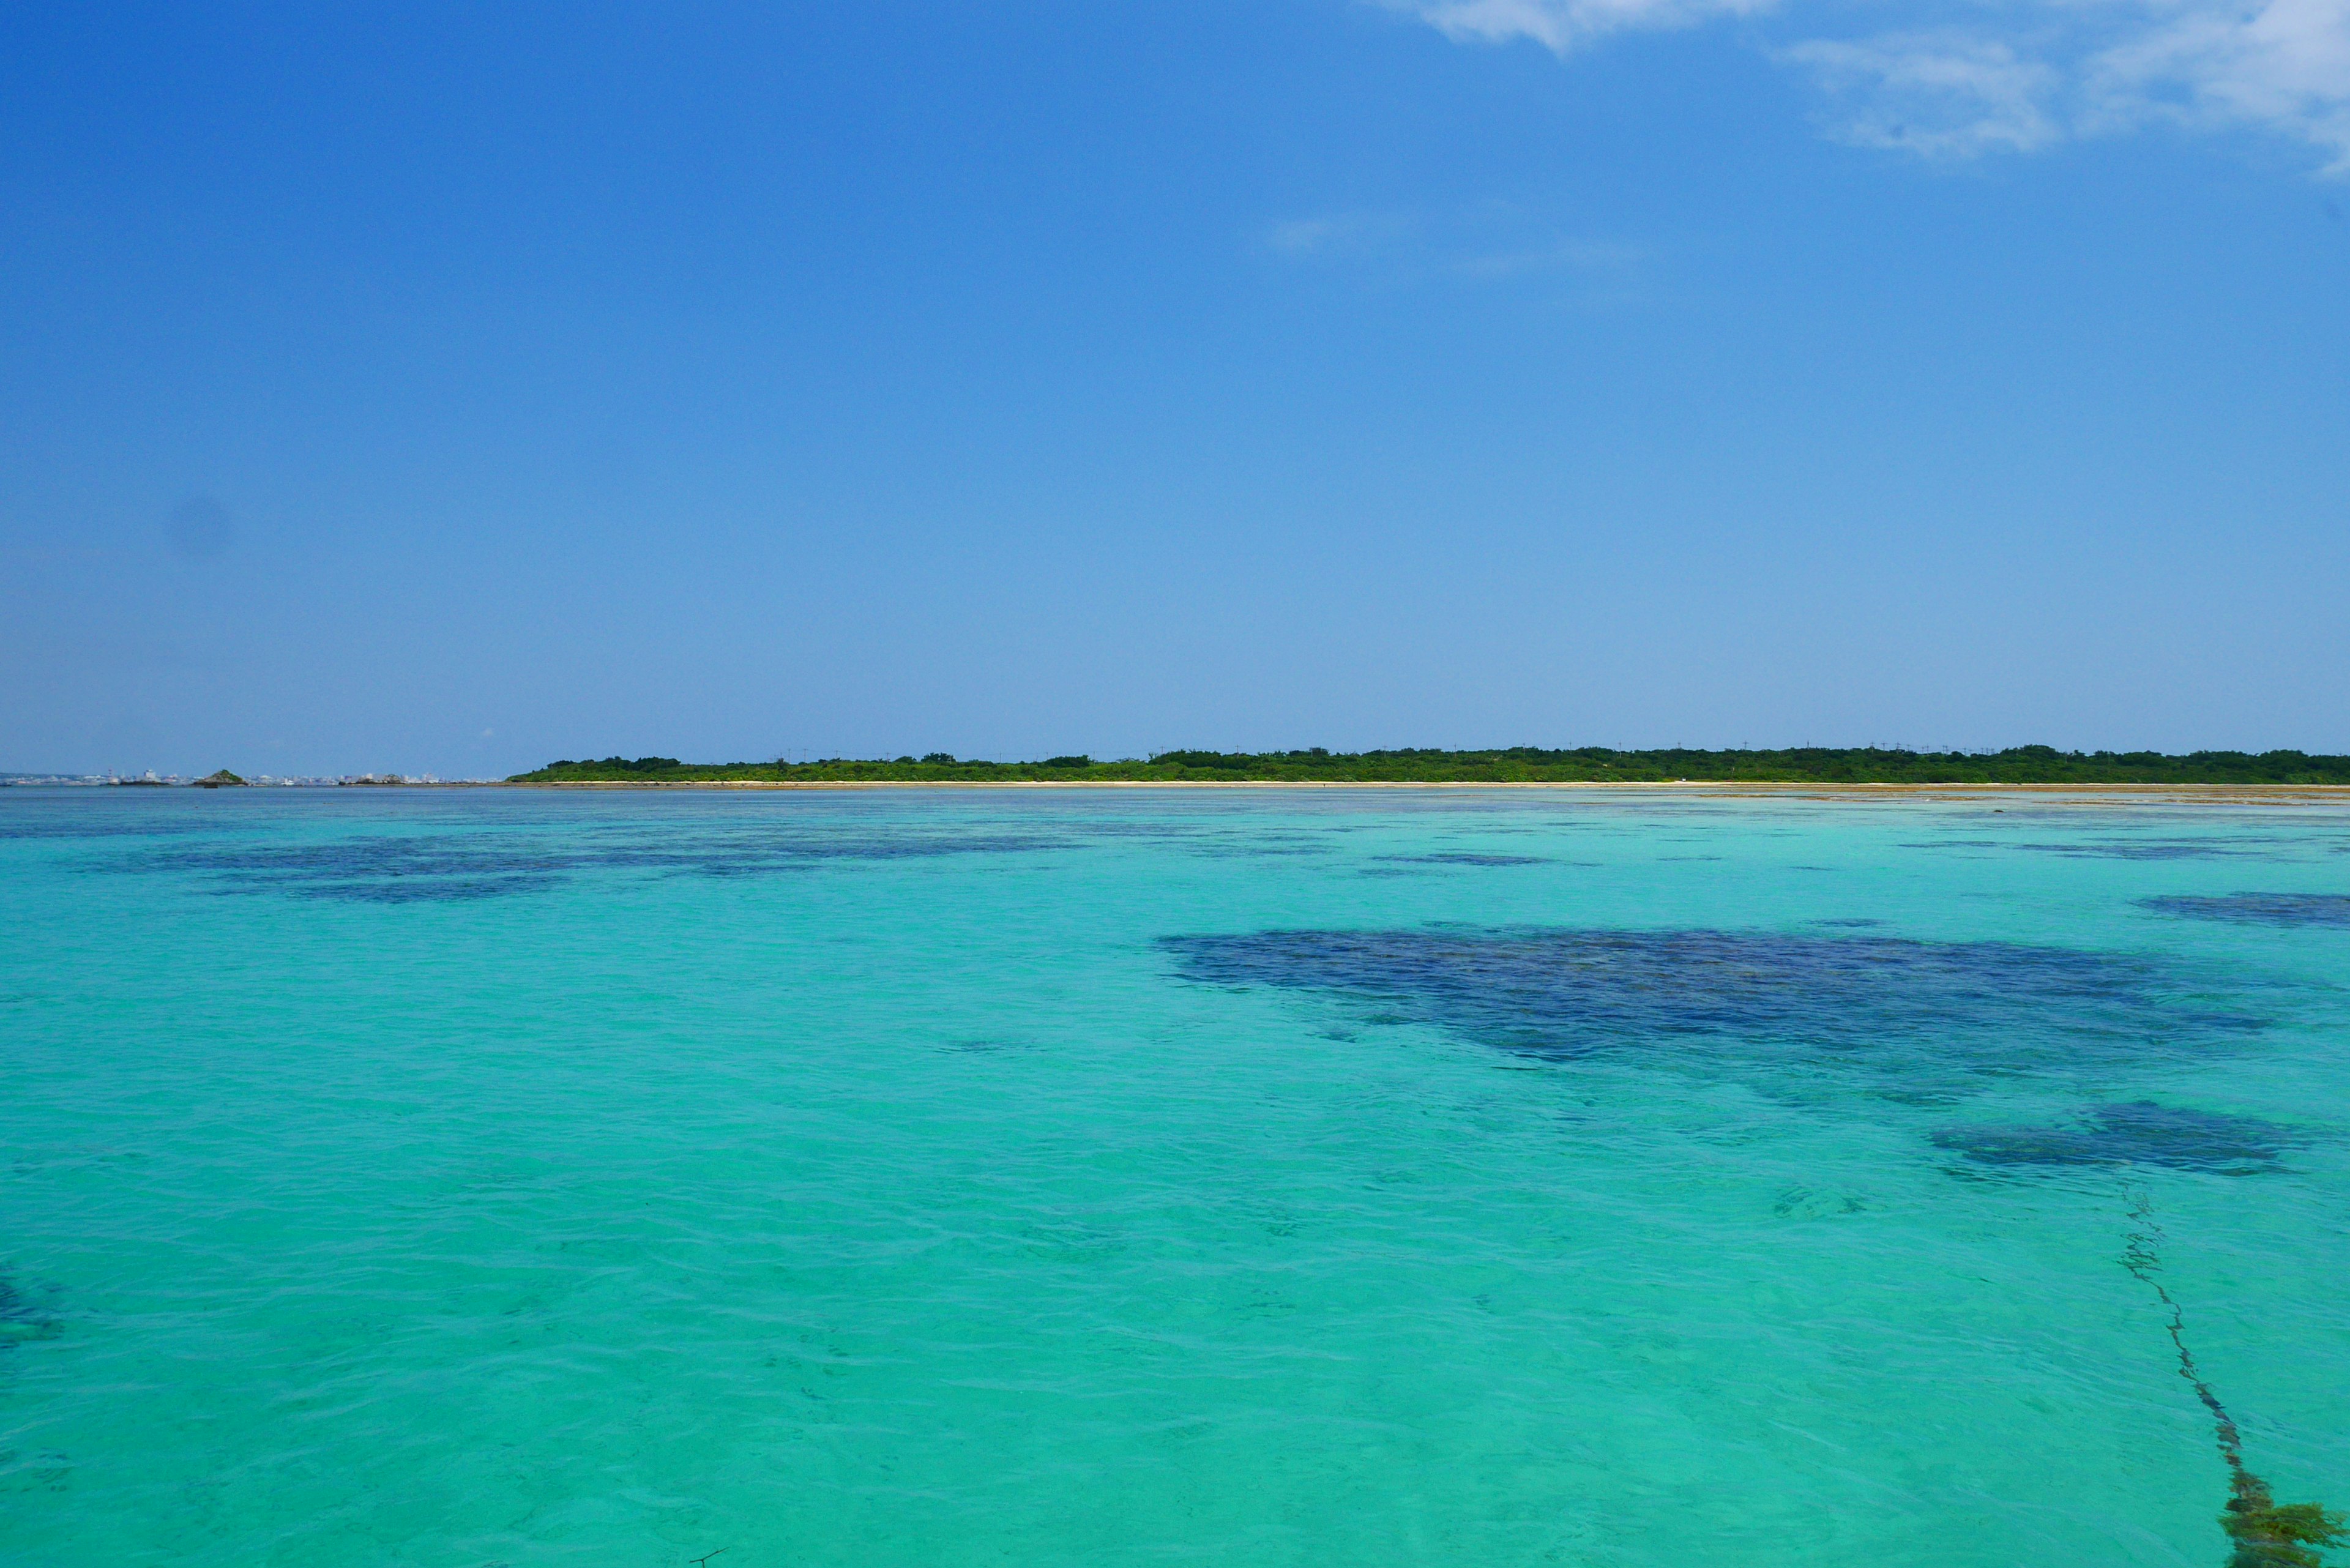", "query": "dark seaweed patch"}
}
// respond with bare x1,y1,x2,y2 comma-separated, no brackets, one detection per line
1931,1102,2288,1173
0,815,220,842
1160,926,2264,1088
1188,843,1335,859
2180,1012,2270,1032
0,1271,59,1350
1903,838,2274,861
2142,894,2350,928
1053,819,1208,842
124,827,1073,902
2122,1194,2350,1561
2018,841,2261,861
1371,853,1546,867
291,875,569,903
